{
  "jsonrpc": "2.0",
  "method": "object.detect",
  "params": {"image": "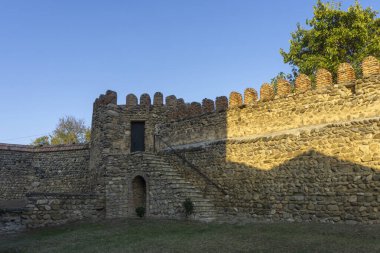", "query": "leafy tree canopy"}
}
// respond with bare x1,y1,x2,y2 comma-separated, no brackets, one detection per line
32,136,50,146
31,116,90,146
280,0,380,78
